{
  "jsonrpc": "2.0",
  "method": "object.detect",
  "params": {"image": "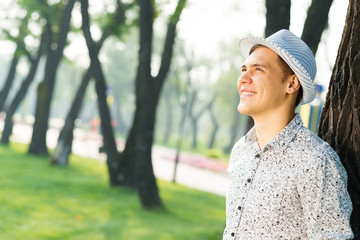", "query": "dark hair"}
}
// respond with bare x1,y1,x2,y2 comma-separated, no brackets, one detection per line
277,54,303,106
295,86,303,107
